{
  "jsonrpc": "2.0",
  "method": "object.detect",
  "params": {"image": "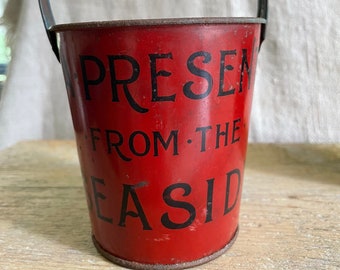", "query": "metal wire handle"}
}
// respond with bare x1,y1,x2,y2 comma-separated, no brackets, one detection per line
38,0,268,62
257,0,268,44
